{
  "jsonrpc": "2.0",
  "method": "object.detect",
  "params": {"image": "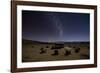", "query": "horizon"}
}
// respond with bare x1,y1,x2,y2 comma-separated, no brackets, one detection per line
22,38,90,43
